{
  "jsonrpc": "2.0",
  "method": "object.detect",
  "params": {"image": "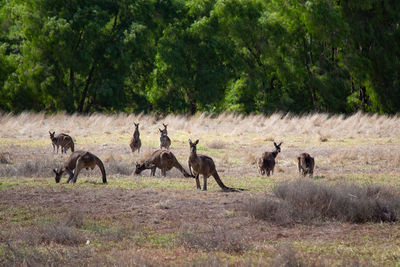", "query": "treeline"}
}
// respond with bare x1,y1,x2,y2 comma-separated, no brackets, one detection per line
0,0,399,114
